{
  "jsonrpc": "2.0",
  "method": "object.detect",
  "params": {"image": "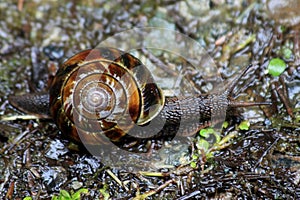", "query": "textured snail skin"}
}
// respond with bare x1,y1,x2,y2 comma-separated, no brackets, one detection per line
9,47,267,147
